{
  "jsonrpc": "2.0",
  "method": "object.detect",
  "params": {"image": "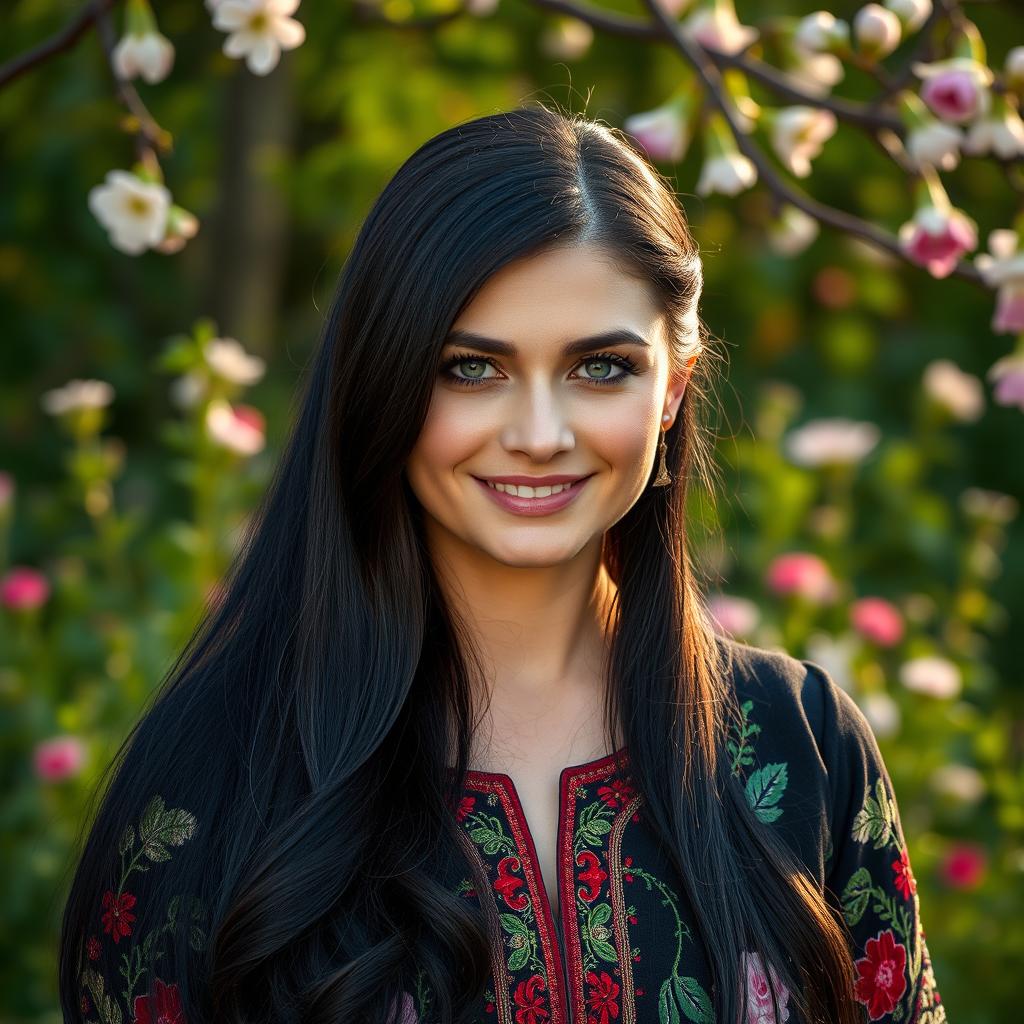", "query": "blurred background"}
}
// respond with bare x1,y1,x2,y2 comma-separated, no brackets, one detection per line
1,1,1022,1021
